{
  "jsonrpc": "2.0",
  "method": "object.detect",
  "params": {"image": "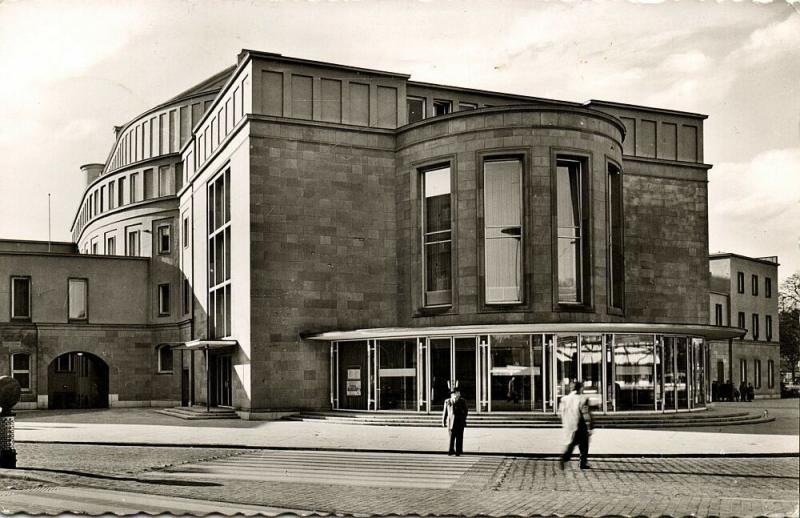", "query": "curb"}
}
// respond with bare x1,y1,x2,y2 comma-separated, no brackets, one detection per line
15,440,800,458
